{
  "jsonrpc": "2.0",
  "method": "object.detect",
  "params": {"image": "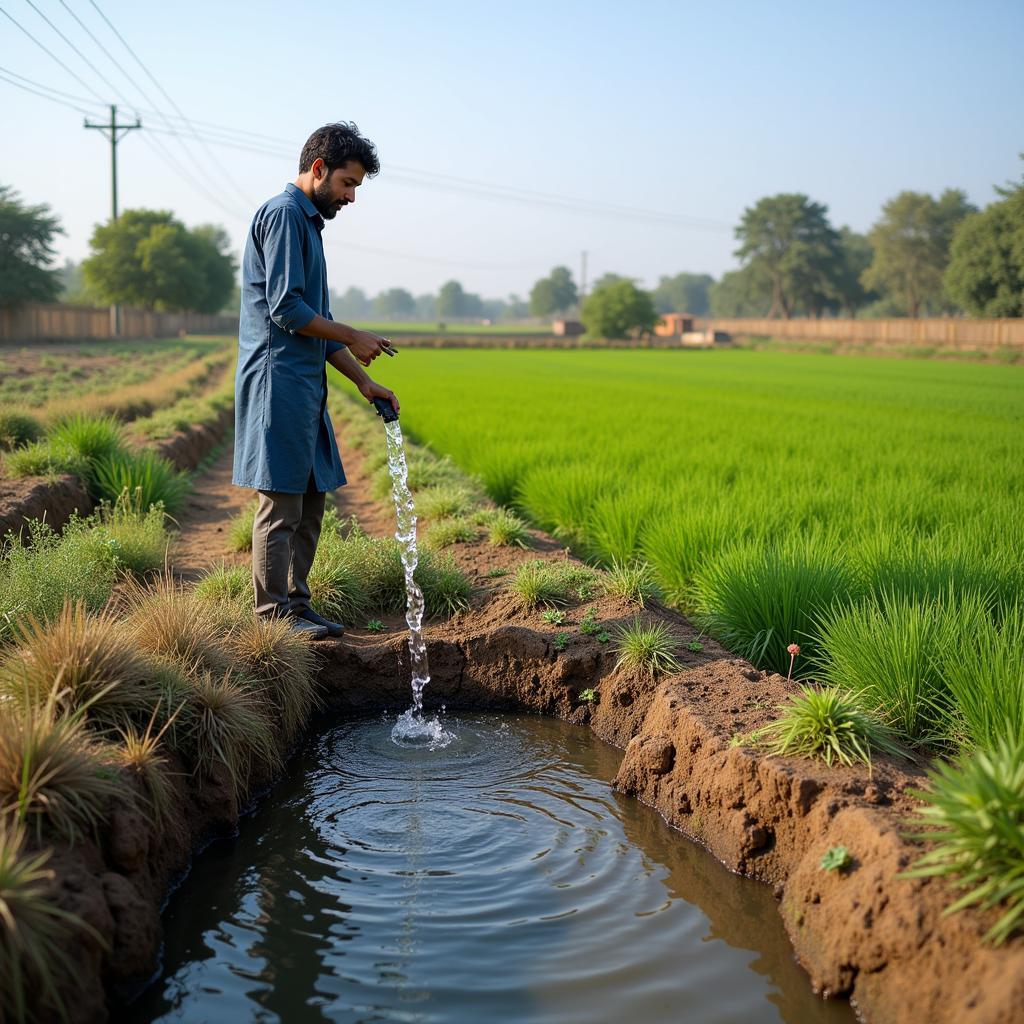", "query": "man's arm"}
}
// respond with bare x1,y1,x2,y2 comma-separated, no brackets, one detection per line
298,314,392,366
327,345,400,415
